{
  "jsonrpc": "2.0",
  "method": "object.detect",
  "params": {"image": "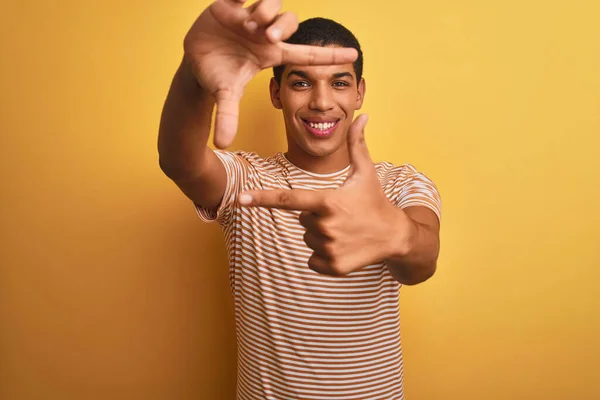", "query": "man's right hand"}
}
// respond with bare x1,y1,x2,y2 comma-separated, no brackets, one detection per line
183,0,359,149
